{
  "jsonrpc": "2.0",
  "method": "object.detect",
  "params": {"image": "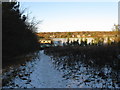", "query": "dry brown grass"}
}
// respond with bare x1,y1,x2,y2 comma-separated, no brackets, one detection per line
45,44,120,70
